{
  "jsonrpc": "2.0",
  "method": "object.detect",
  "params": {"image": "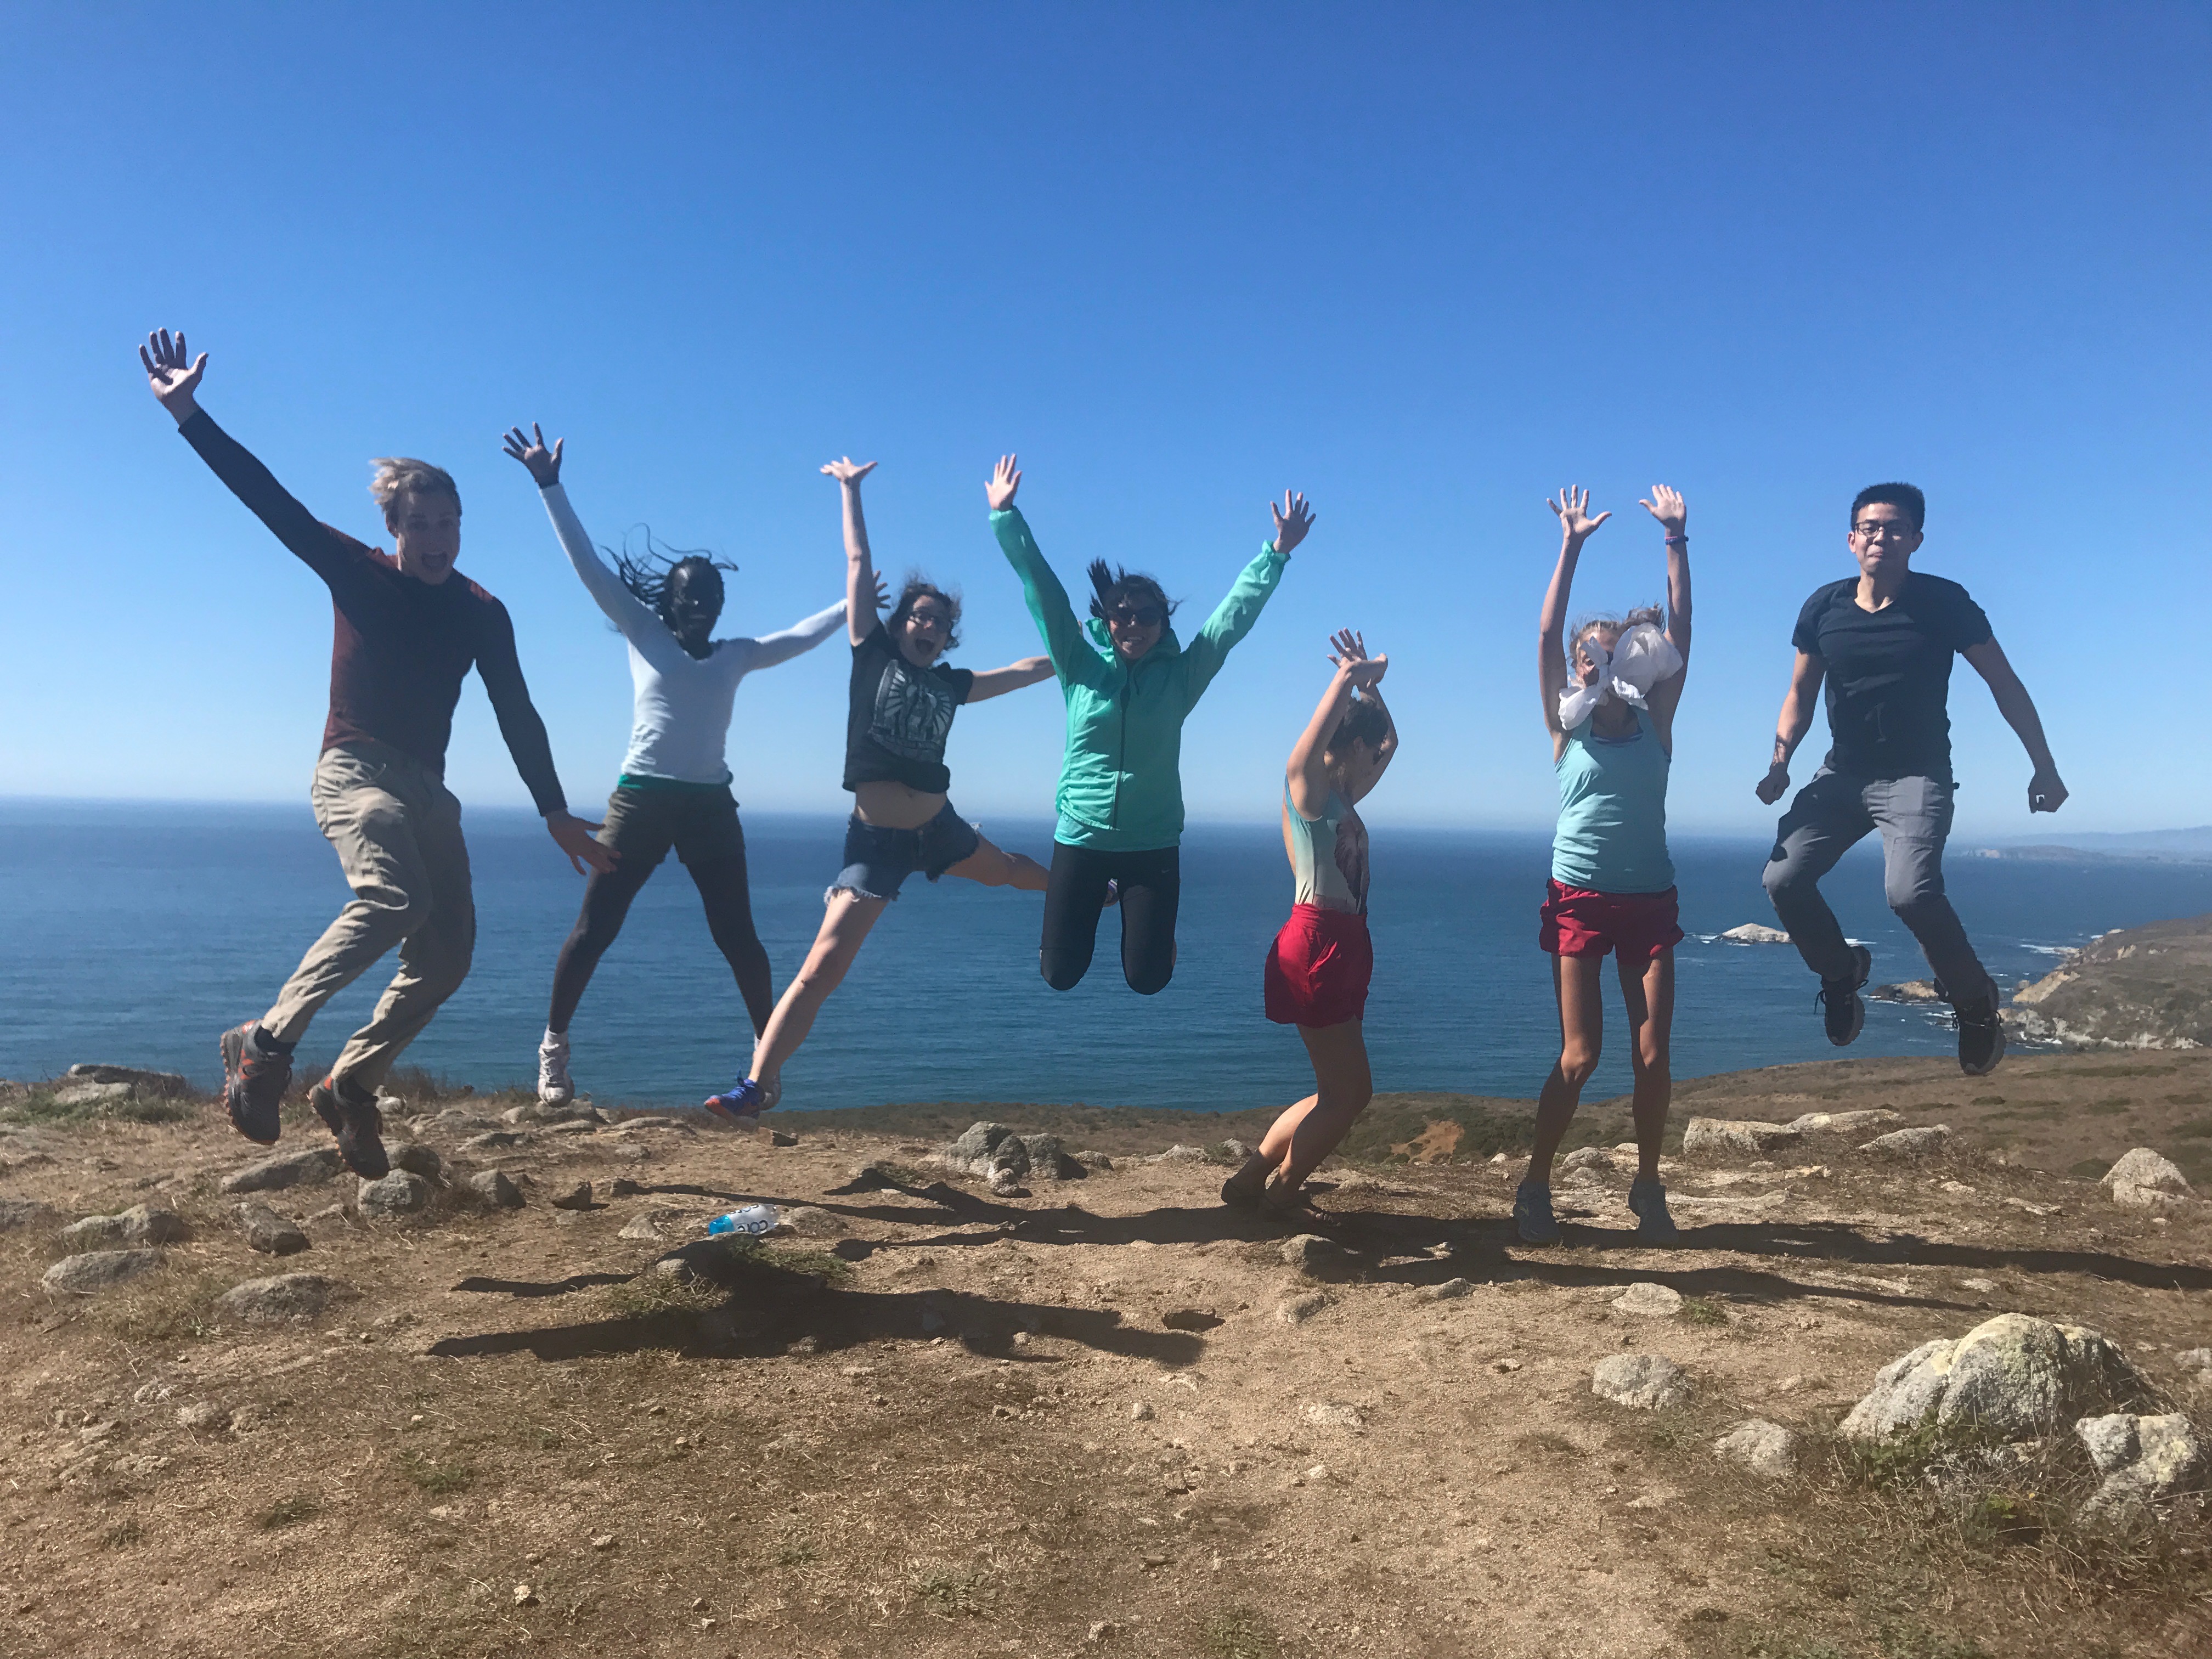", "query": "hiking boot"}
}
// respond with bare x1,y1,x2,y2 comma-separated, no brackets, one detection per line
218,1022,290,1146
1627,1175,1680,1243
311,1076,390,1178
1817,944,1872,1046
537,1029,574,1104
703,1074,778,1126
1514,1180,1562,1245
1220,1154,1272,1209
1955,991,2007,1077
